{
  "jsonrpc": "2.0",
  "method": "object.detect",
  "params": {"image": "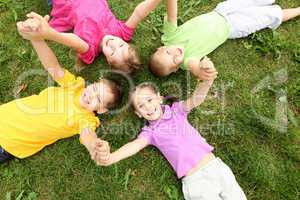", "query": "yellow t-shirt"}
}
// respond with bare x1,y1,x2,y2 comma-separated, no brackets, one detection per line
0,70,100,158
